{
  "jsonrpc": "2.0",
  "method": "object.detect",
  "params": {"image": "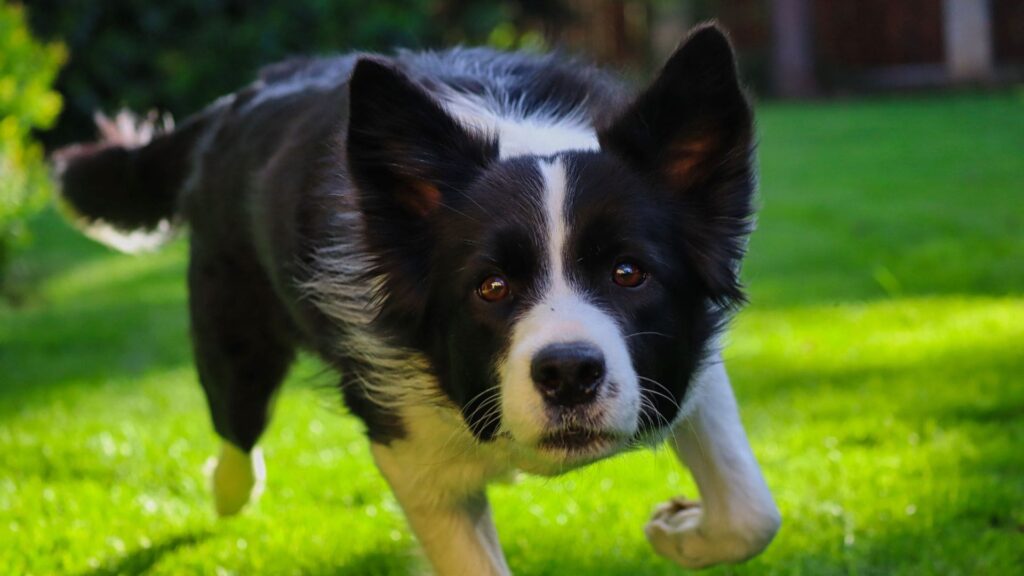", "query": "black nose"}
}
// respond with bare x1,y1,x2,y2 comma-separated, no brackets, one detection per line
530,342,606,406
